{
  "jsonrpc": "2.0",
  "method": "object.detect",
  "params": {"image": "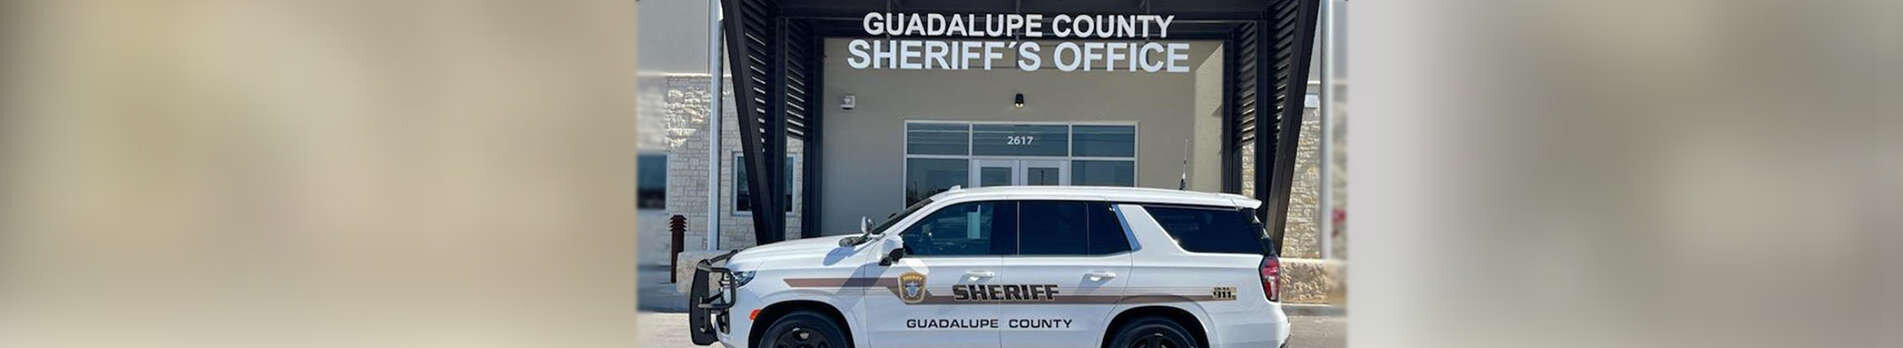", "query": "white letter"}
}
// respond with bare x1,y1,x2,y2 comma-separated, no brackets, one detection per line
982,41,1005,70
1094,15,1116,38
965,14,984,37
864,13,885,35
924,40,950,69
1166,42,1189,72
946,14,967,36
927,14,946,36
872,40,897,69
1072,15,1094,38
1005,15,1024,36
1156,15,1175,38
1105,42,1128,71
1117,15,1137,38
1083,42,1104,71
899,40,924,70
983,14,1005,37
1139,42,1165,72
1053,42,1082,72
1025,14,1044,37
1137,15,1154,38
961,41,983,69
1051,15,1071,38
848,39,872,69
1017,42,1041,71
